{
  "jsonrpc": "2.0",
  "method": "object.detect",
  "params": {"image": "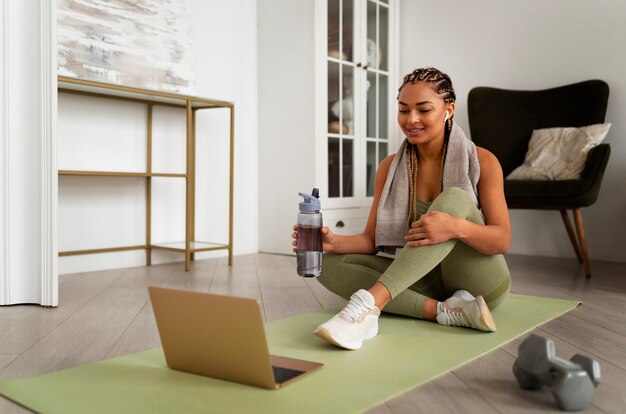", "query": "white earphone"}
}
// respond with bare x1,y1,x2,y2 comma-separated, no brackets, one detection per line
444,111,450,122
